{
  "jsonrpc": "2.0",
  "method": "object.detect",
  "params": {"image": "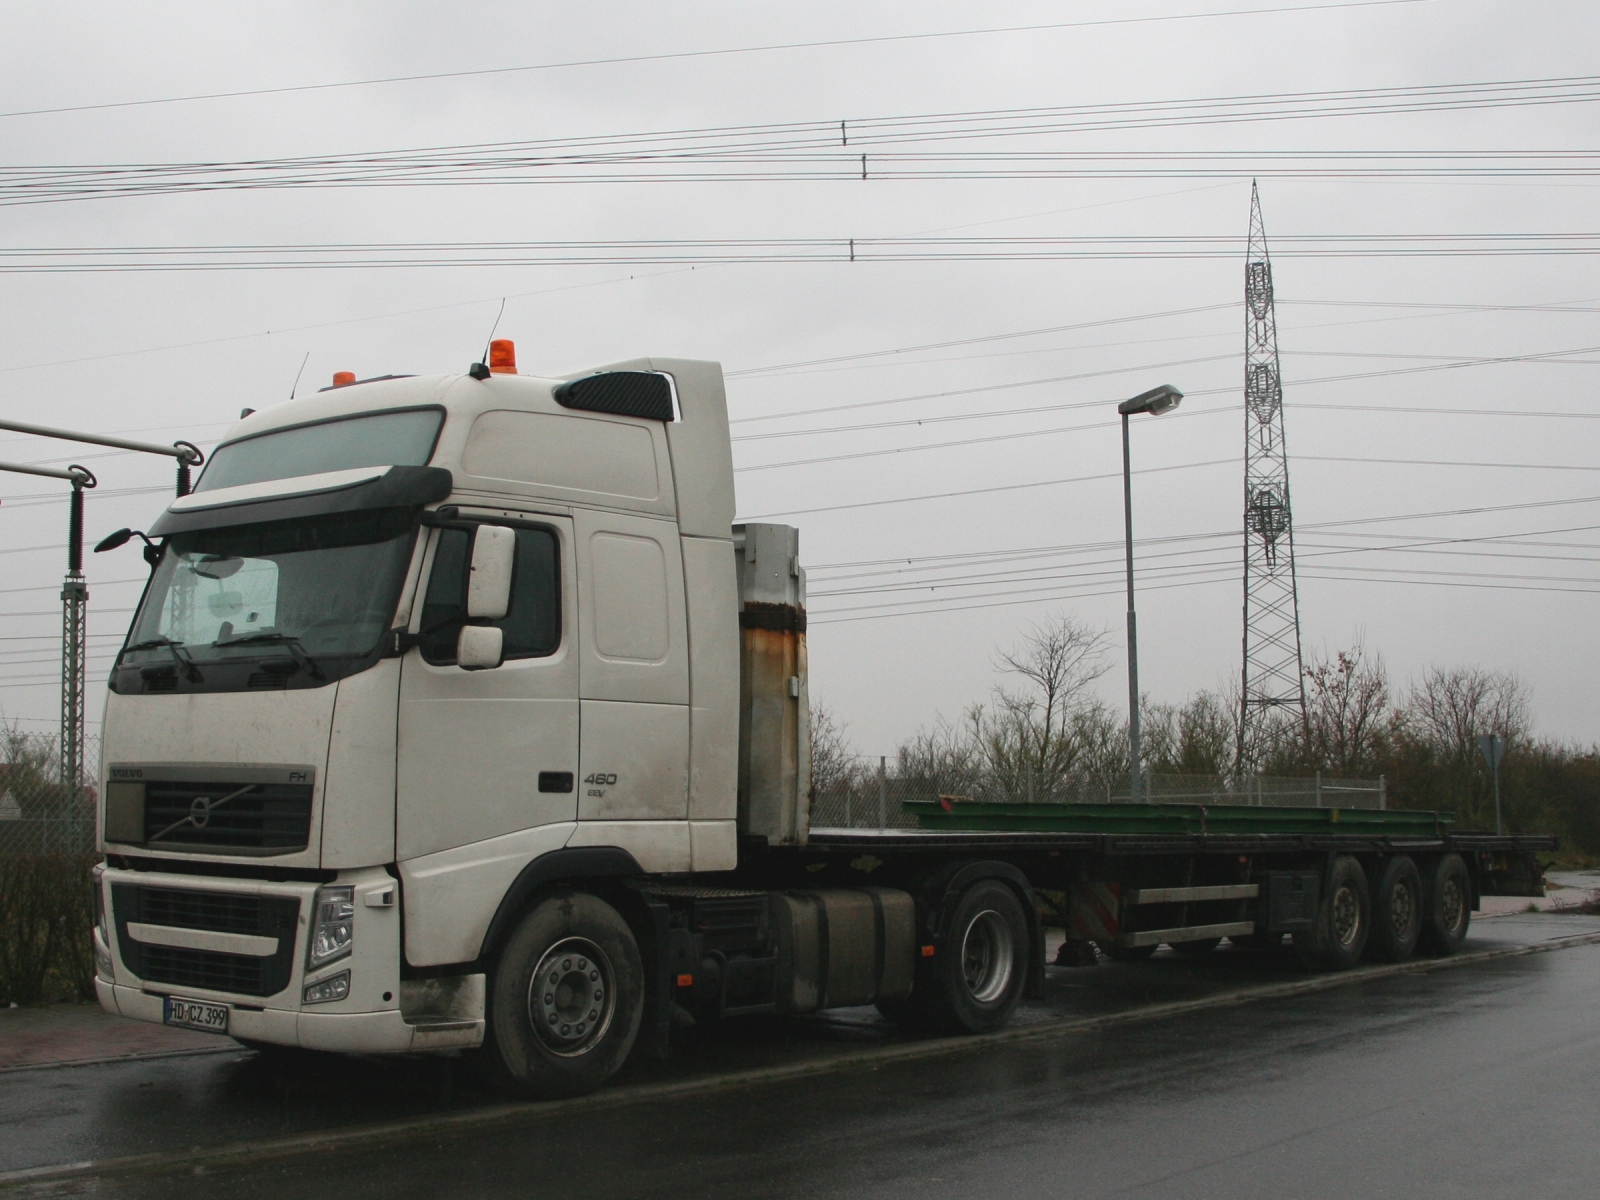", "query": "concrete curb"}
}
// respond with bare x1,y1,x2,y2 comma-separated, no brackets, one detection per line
5,928,1599,1192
